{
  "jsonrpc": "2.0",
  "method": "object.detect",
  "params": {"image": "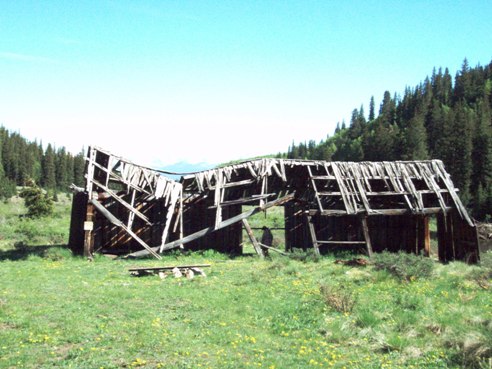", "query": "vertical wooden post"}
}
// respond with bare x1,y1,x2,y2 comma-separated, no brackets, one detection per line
436,213,447,262
423,216,431,257
179,188,184,249
84,203,95,260
306,215,321,256
361,216,373,258
242,219,264,258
